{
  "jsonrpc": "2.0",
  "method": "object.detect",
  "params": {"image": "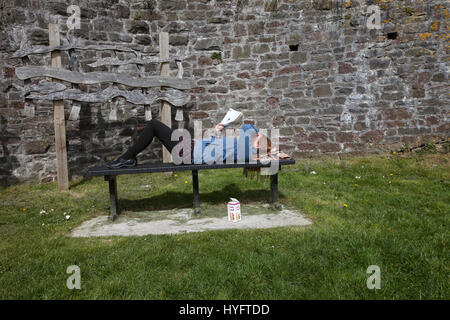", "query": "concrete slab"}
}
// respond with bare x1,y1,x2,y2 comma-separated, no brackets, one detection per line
69,204,312,237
